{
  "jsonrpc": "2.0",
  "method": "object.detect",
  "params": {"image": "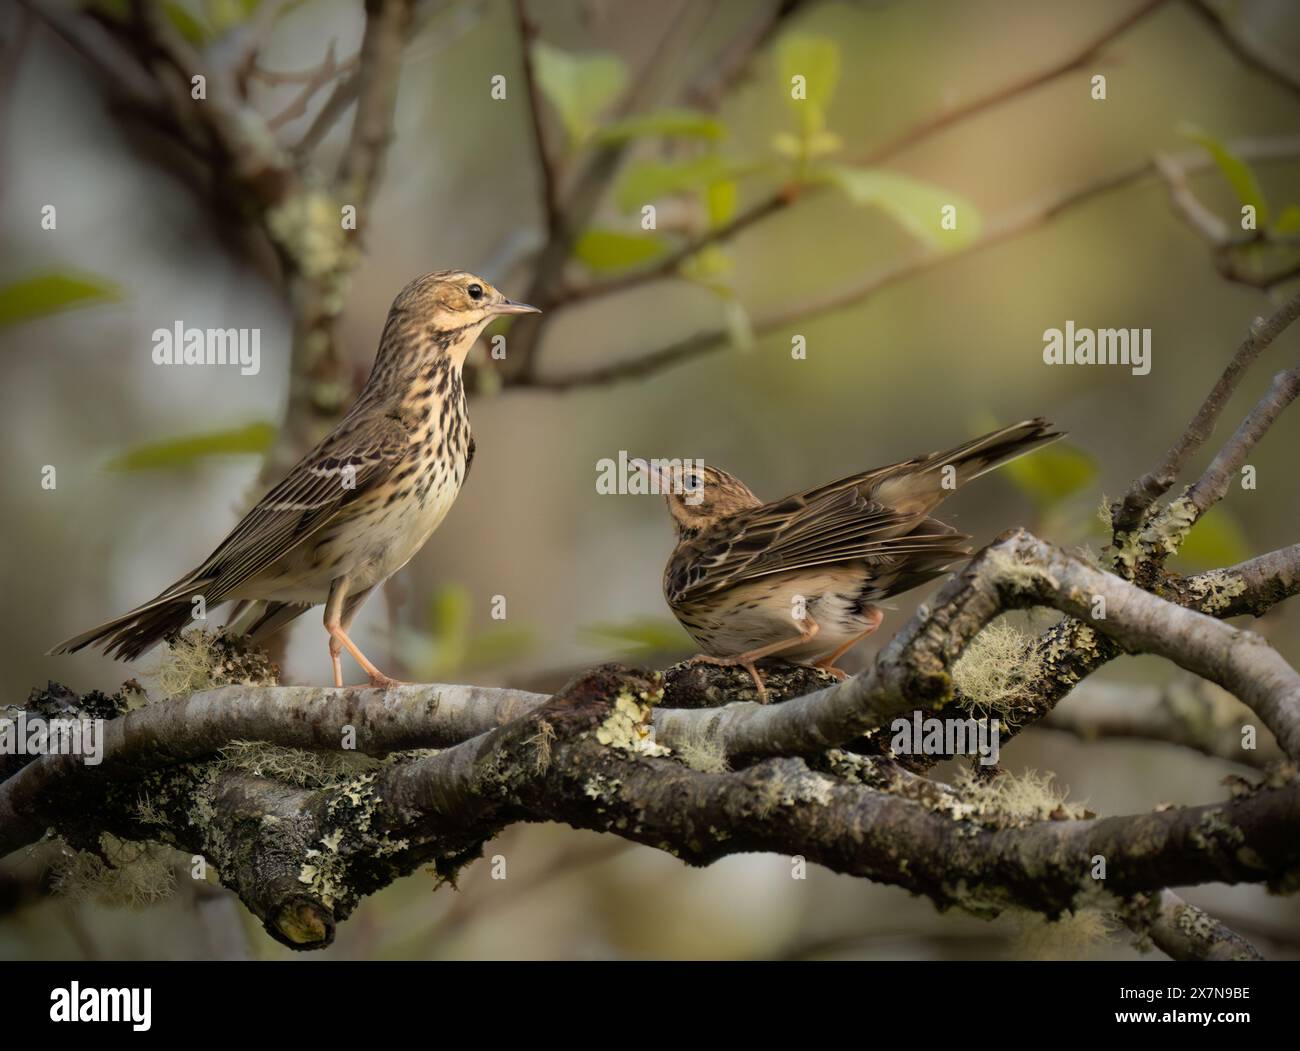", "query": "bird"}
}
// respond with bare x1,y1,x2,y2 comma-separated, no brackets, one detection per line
51,270,539,688
638,419,1061,698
